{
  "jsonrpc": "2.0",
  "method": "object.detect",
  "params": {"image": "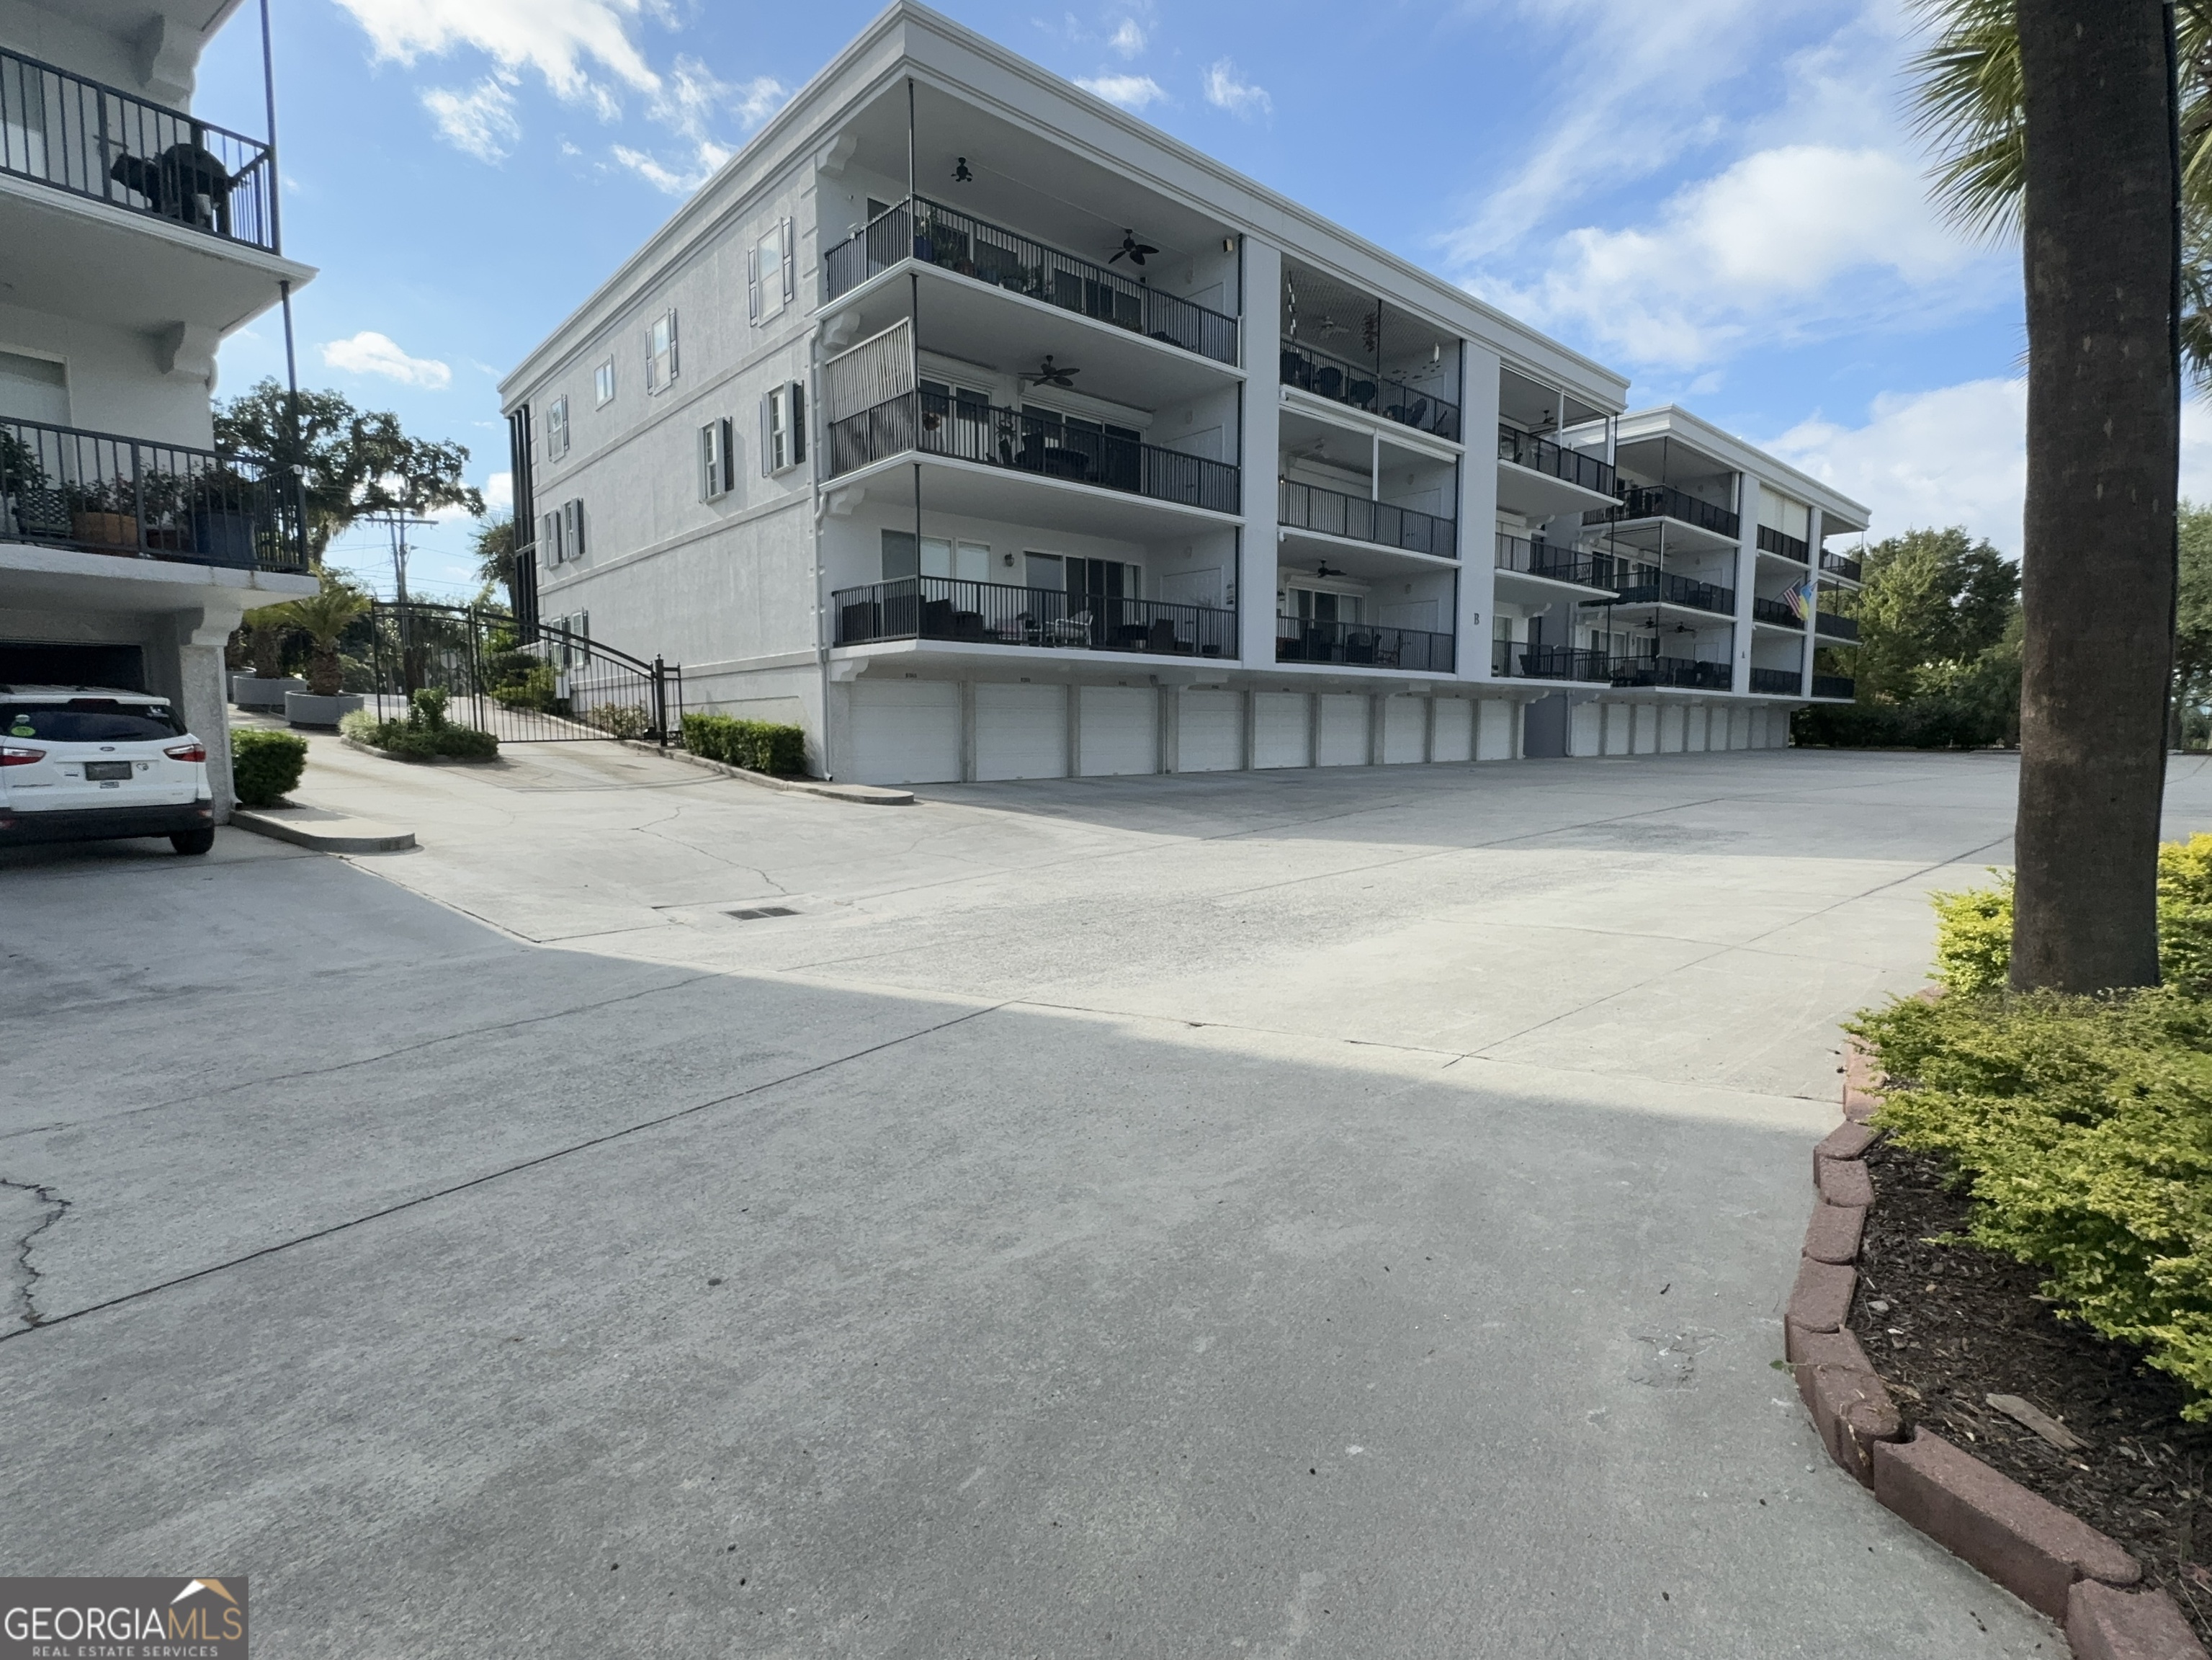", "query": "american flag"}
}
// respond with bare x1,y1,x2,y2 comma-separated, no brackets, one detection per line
1784,581,1814,622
